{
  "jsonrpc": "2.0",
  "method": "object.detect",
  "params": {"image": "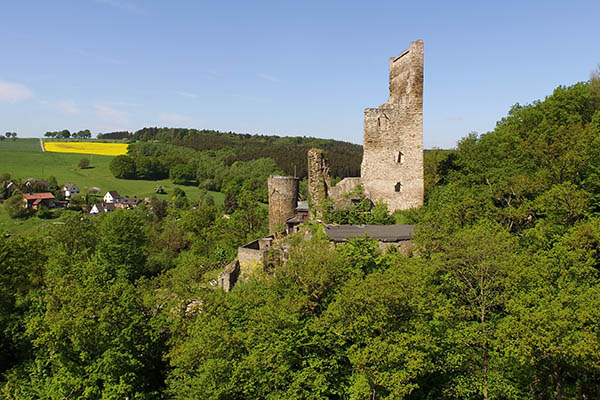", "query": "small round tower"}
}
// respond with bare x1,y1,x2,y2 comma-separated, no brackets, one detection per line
268,175,299,233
